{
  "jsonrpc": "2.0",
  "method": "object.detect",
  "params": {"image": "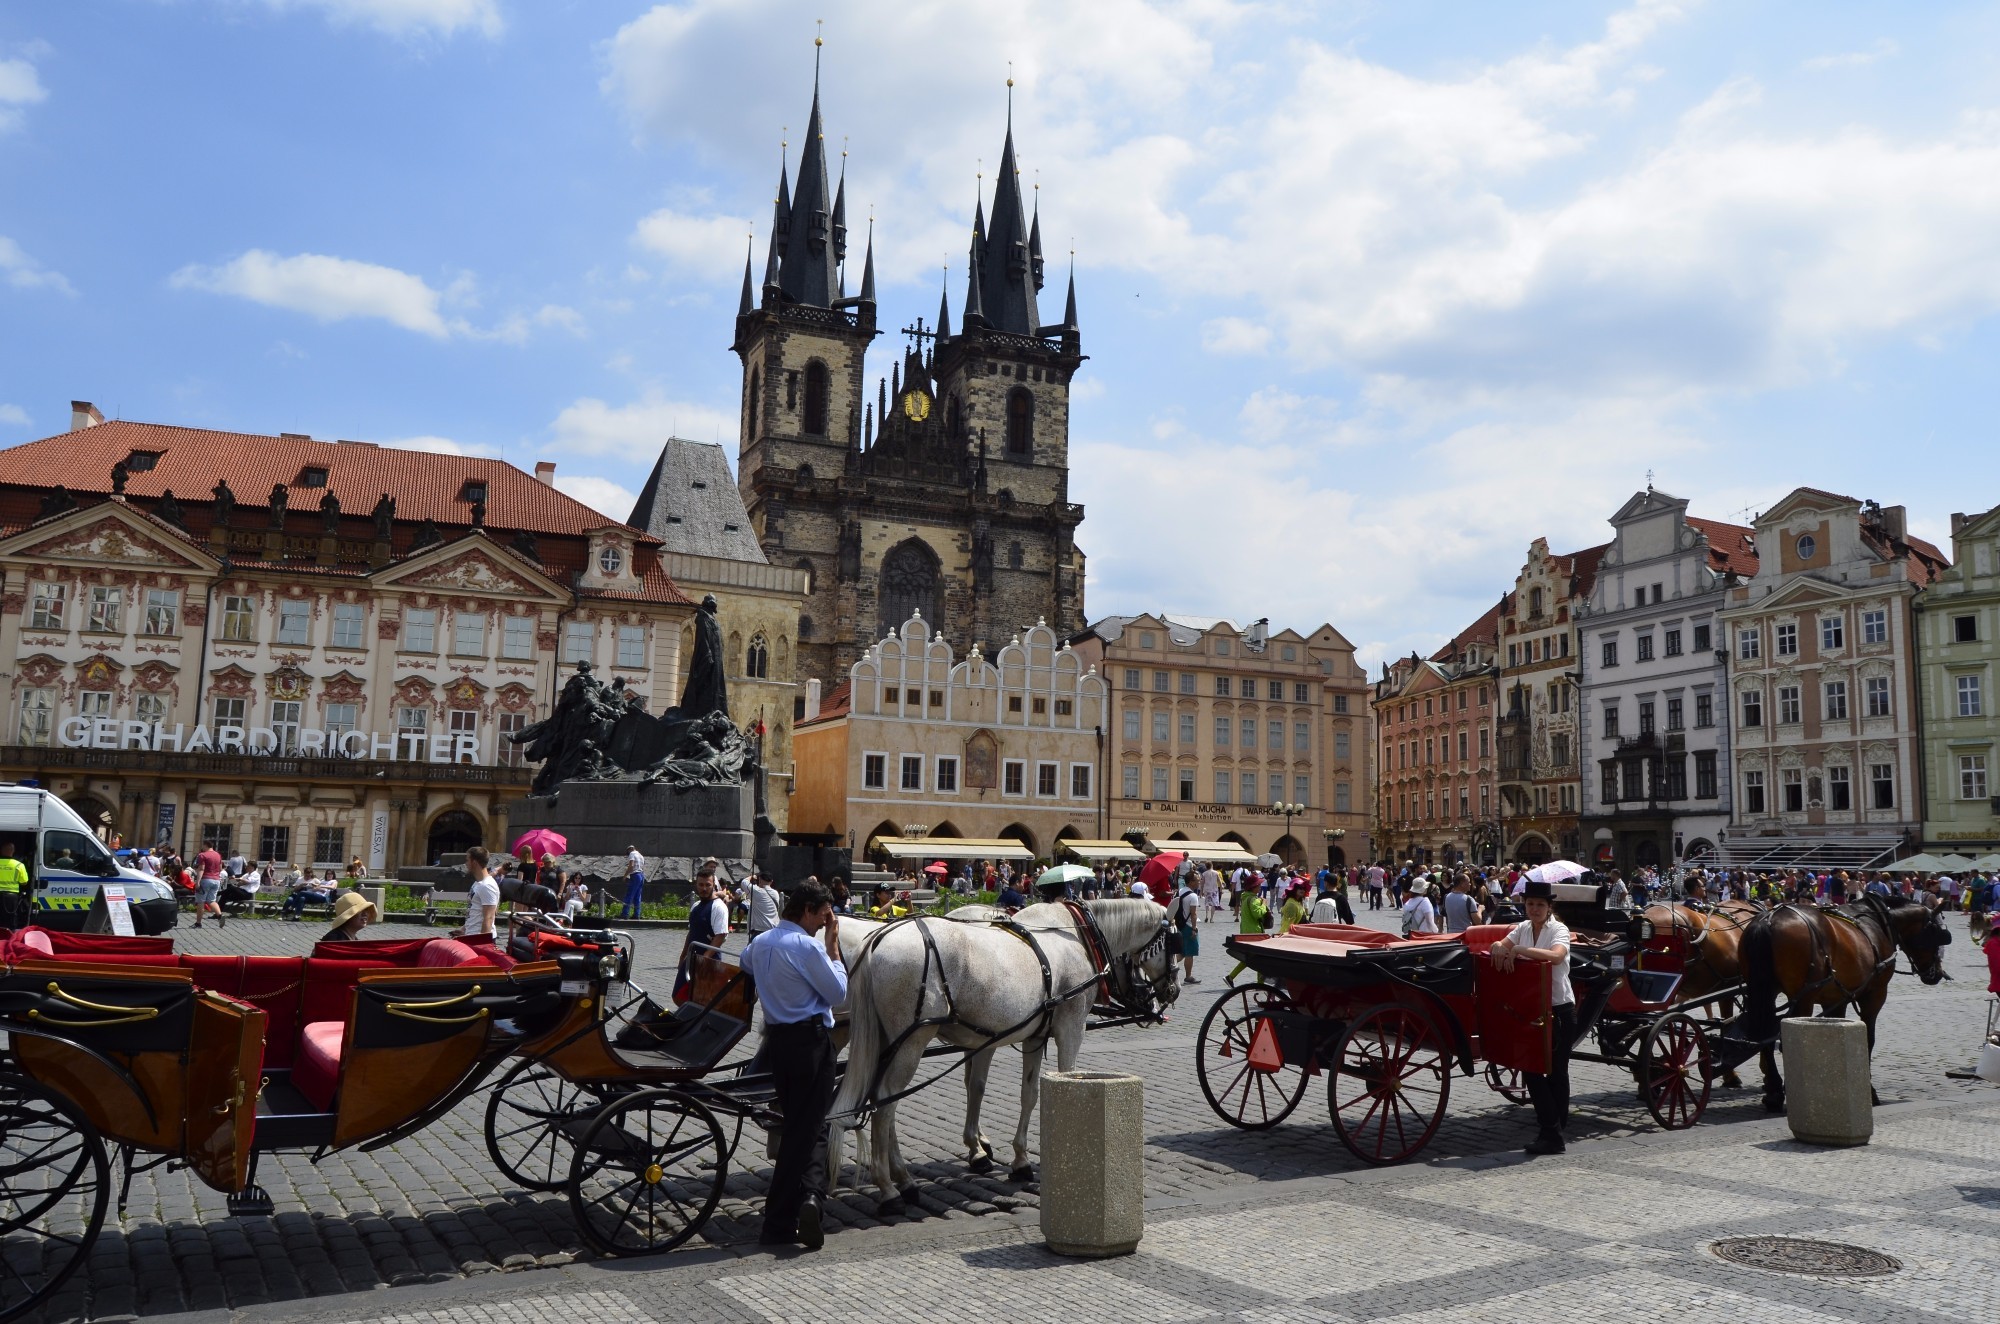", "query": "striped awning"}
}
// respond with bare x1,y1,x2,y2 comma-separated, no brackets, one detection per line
1058,839,1148,863
872,837,1036,862
1161,840,1259,863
